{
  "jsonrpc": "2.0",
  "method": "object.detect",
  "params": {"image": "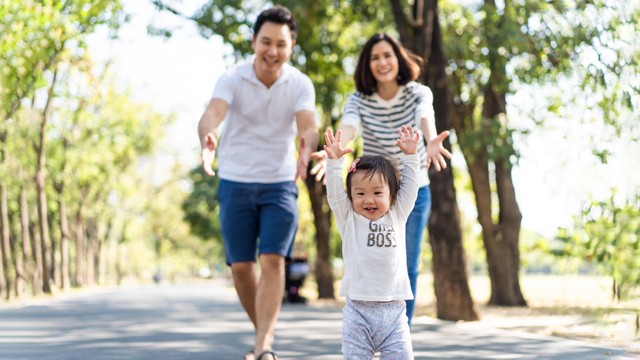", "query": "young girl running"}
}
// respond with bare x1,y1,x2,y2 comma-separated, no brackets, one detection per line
324,125,420,360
